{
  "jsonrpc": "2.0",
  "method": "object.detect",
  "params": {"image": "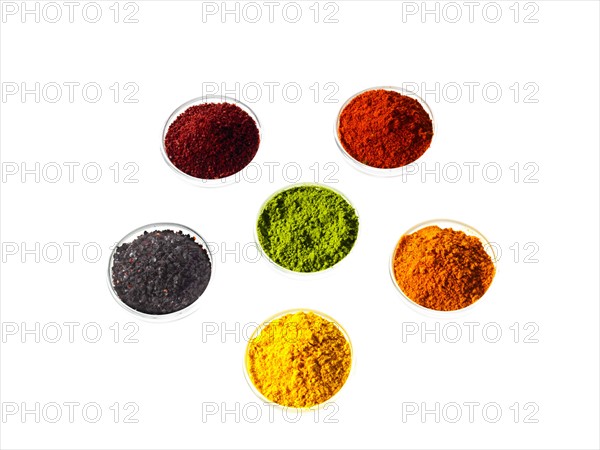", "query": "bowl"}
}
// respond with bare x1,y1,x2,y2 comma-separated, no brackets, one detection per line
334,86,435,177
243,308,353,411
254,182,359,278
107,222,213,322
161,95,262,187
390,219,497,317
